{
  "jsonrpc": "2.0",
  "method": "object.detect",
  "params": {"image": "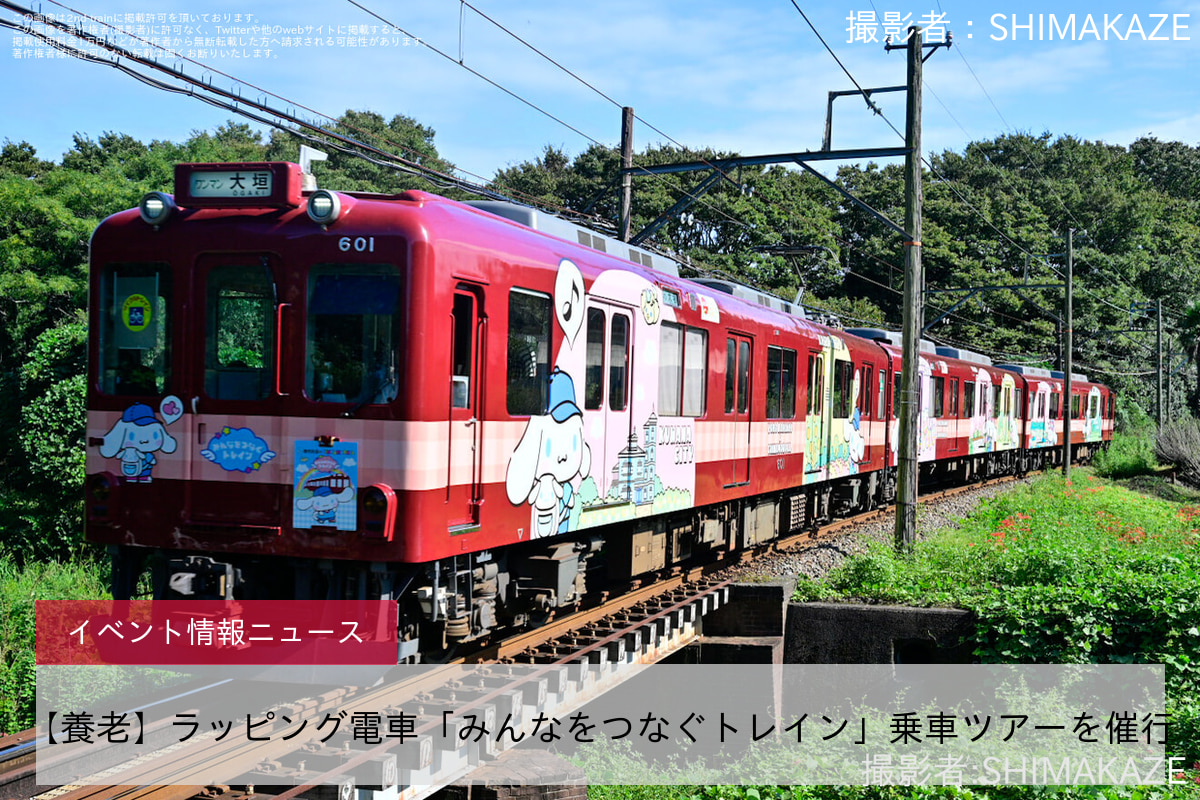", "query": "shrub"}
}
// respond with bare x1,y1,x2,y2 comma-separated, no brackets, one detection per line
1157,420,1200,486
1093,431,1158,479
